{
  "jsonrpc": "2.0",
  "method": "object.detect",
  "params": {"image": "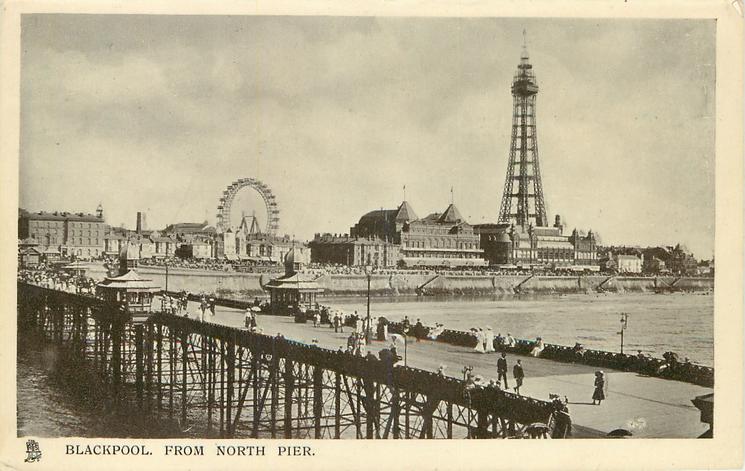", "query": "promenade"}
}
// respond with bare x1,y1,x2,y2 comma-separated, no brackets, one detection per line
184,301,712,438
